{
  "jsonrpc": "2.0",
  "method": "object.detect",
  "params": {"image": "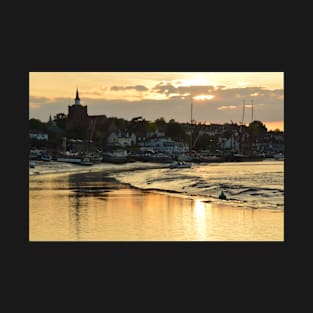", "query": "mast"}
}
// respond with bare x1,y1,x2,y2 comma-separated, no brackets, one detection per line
190,97,193,153
251,99,254,122
191,98,193,124
241,99,245,125
87,119,96,153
